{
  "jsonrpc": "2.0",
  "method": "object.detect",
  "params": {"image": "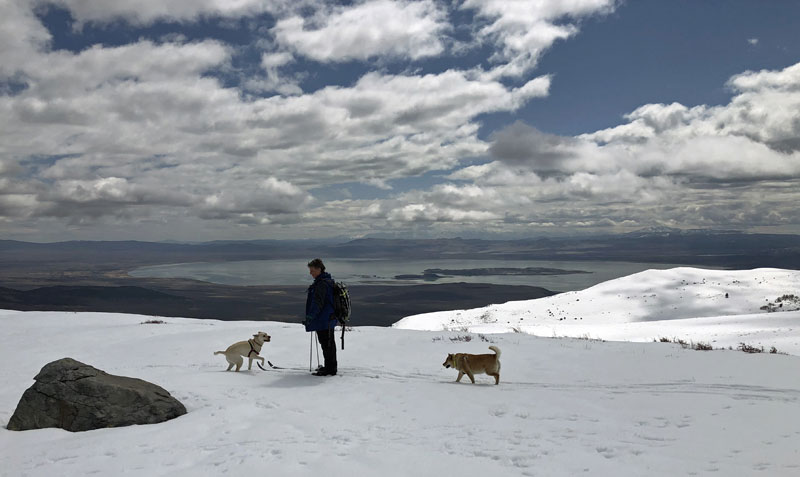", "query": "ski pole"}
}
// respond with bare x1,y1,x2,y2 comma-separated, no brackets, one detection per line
315,331,321,369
